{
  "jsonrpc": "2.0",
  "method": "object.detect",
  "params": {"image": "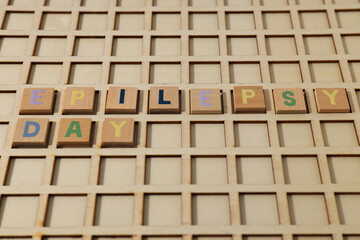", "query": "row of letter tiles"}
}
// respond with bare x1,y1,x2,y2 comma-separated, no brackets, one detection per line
20,87,351,115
